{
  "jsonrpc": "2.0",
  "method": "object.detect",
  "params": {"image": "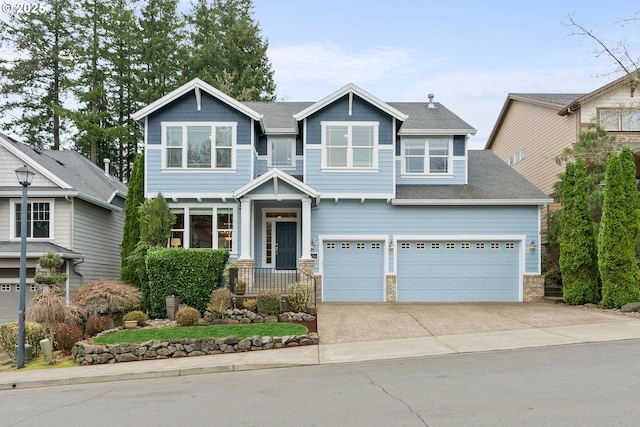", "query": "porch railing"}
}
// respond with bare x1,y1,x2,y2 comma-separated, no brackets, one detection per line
228,267,316,307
